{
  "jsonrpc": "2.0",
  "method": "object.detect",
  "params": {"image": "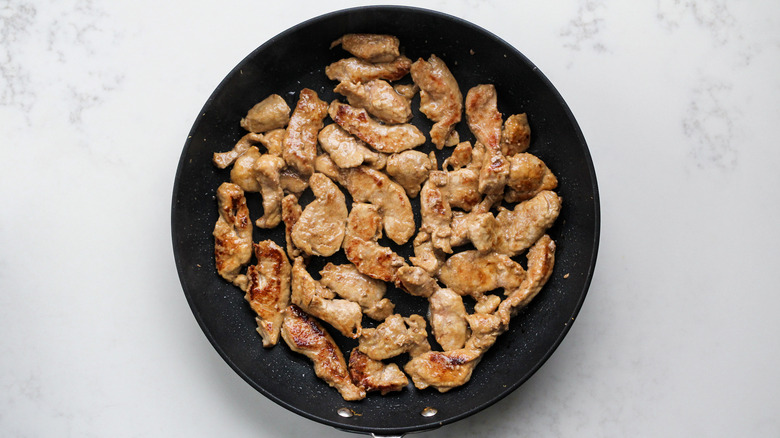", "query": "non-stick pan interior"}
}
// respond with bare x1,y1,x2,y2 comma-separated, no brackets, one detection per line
172,6,599,436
